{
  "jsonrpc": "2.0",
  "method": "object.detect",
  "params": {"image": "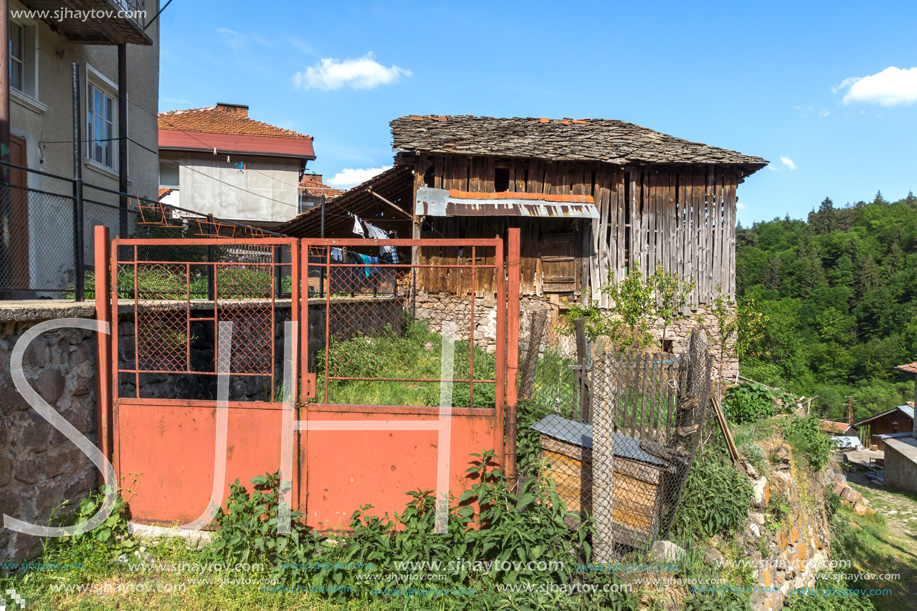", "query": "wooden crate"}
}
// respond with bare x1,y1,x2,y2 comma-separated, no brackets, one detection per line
539,432,671,548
